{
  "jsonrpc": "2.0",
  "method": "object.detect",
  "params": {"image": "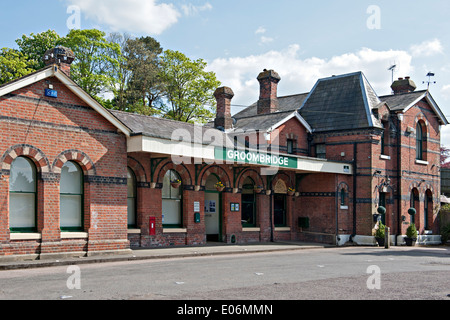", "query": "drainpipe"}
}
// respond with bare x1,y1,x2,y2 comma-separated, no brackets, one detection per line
352,142,358,238
396,113,403,246
335,175,339,246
